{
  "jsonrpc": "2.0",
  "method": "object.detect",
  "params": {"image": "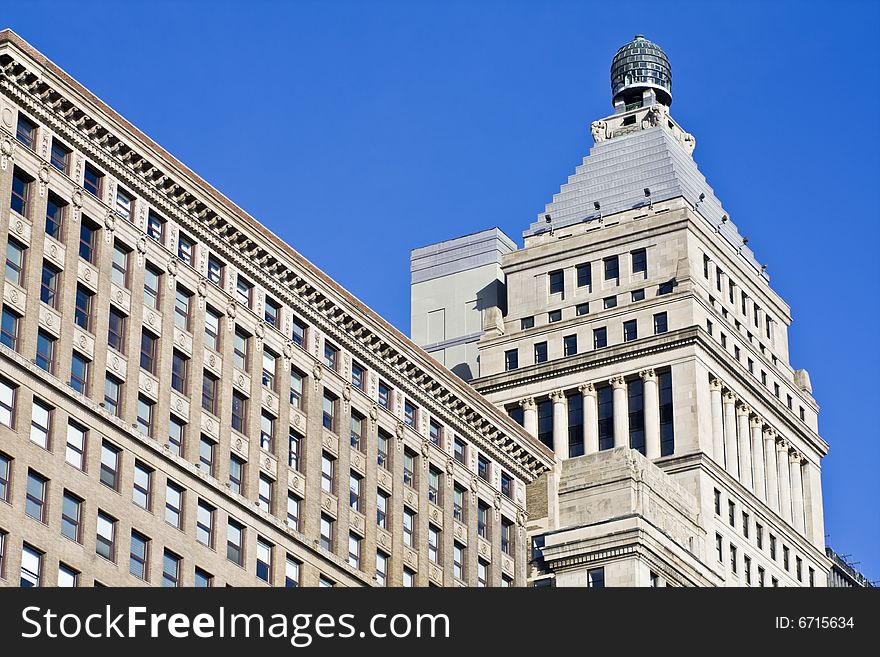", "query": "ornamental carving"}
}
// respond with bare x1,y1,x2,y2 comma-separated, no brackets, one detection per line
578,382,595,396
38,164,49,196
590,119,607,143
639,368,656,382
342,384,352,402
